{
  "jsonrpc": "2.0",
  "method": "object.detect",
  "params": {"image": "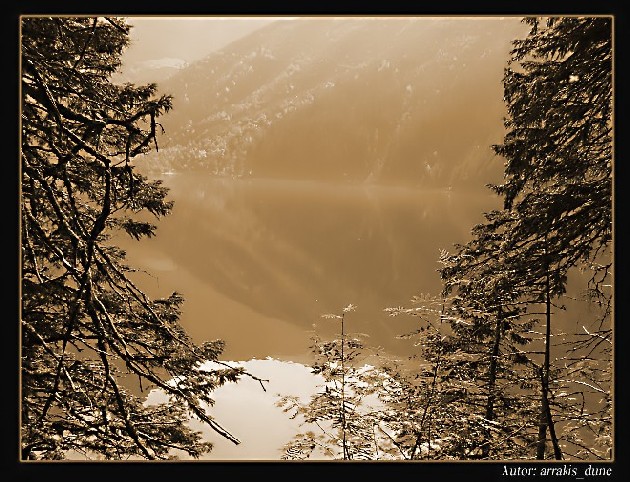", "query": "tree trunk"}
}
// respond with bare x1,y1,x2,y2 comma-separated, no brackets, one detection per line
482,308,503,458
536,249,562,460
